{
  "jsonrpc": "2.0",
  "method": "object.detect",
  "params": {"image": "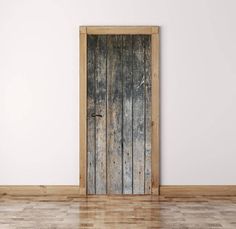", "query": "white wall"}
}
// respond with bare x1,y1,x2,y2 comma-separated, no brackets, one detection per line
0,0,236,185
